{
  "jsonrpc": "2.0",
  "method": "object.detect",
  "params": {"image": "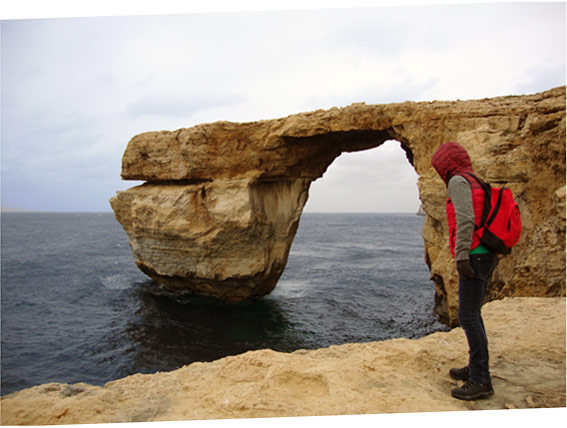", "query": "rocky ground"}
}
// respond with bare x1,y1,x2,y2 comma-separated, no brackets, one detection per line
1,297,565,425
